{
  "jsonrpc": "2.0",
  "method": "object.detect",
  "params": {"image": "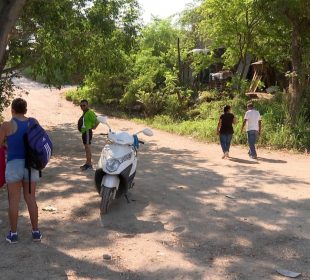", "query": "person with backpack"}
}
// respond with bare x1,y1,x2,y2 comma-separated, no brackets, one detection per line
0,98,43,243
78,99,99,171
